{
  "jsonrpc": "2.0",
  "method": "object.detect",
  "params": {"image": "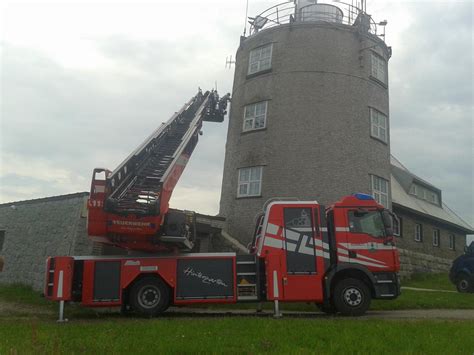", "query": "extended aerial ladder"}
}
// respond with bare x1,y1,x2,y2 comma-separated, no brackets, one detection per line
87,89,230,253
